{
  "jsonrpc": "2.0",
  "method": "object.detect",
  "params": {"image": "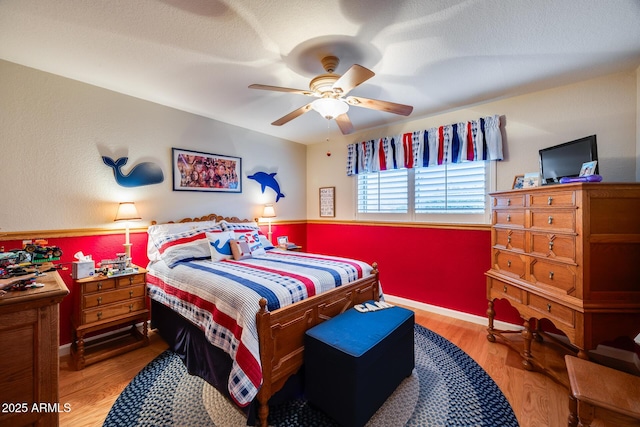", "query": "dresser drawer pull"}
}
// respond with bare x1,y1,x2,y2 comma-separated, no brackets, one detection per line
97,311,102,320
128,277,134,285
97,296,102,305
129,304,134,312
507,214,511,222
507,260,512,267
548,215,553,224
129,290,134,298
97,283,102,291
507,236,512,244
548,196,553,205
549,271,554,280
549,241,554,250
503,285,507,293
547,303,552,313
507,199,511,206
